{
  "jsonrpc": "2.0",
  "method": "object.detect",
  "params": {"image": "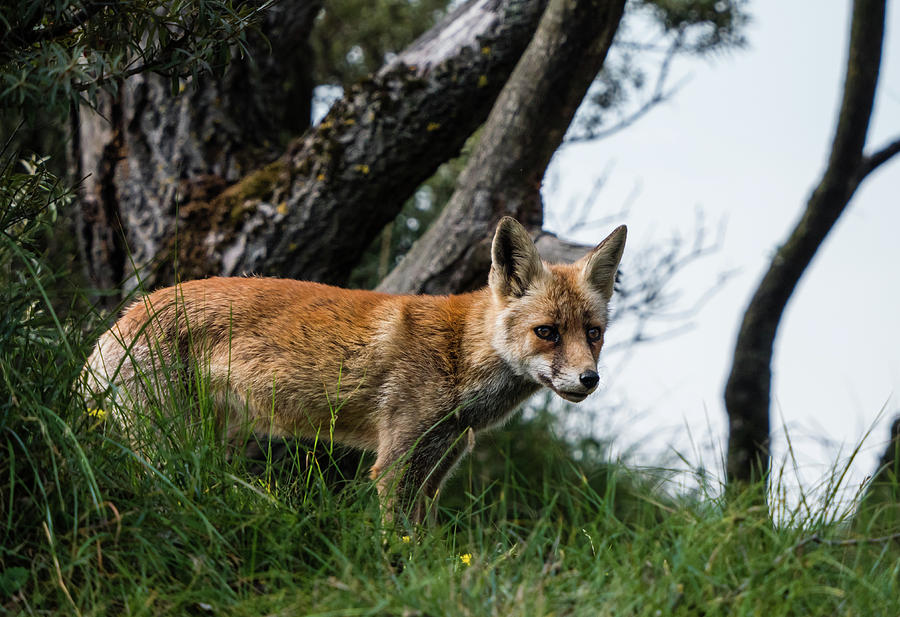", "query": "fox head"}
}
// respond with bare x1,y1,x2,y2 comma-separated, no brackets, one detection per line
488,217,626,403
